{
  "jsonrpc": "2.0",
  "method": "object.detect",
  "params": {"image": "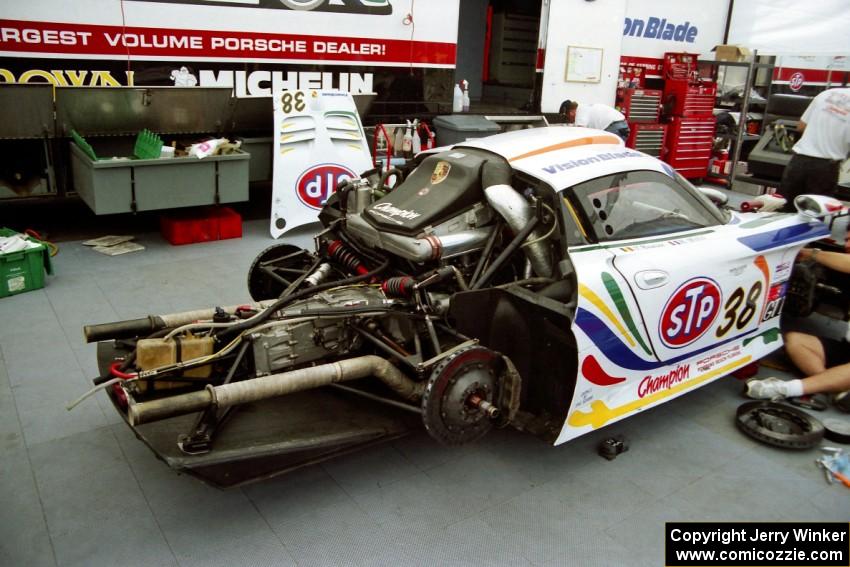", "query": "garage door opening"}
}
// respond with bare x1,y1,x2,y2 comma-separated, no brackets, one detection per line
455,0,543,113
